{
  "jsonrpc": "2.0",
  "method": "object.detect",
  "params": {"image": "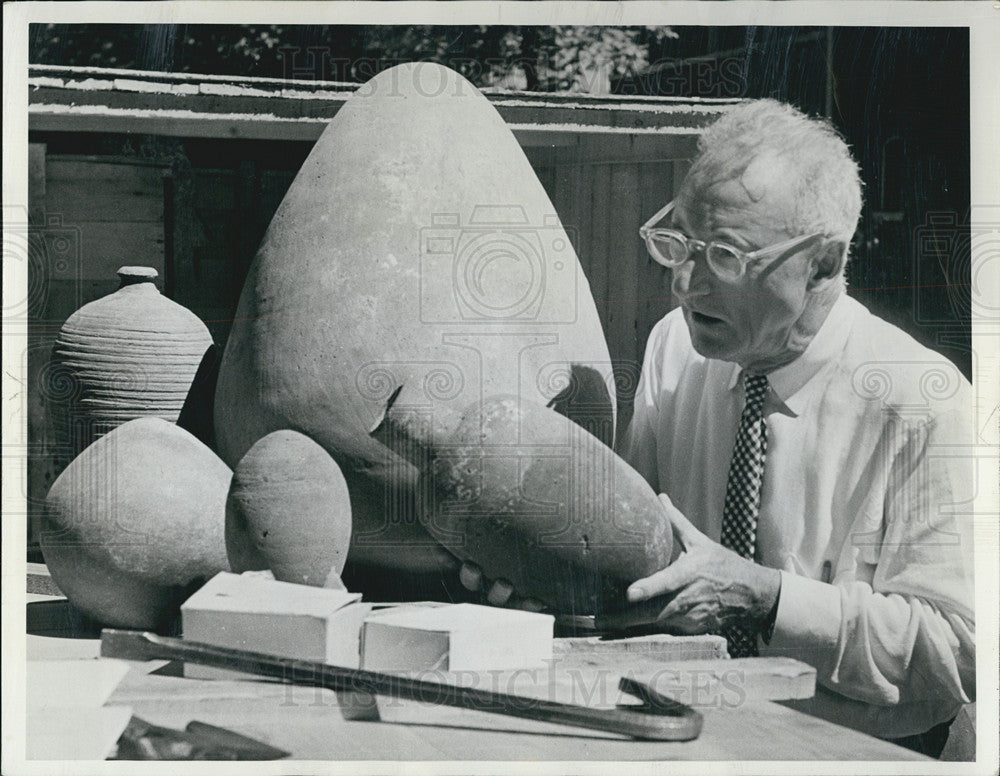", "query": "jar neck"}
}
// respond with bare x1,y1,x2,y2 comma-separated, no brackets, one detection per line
117,266,159,289
118,279,159,293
